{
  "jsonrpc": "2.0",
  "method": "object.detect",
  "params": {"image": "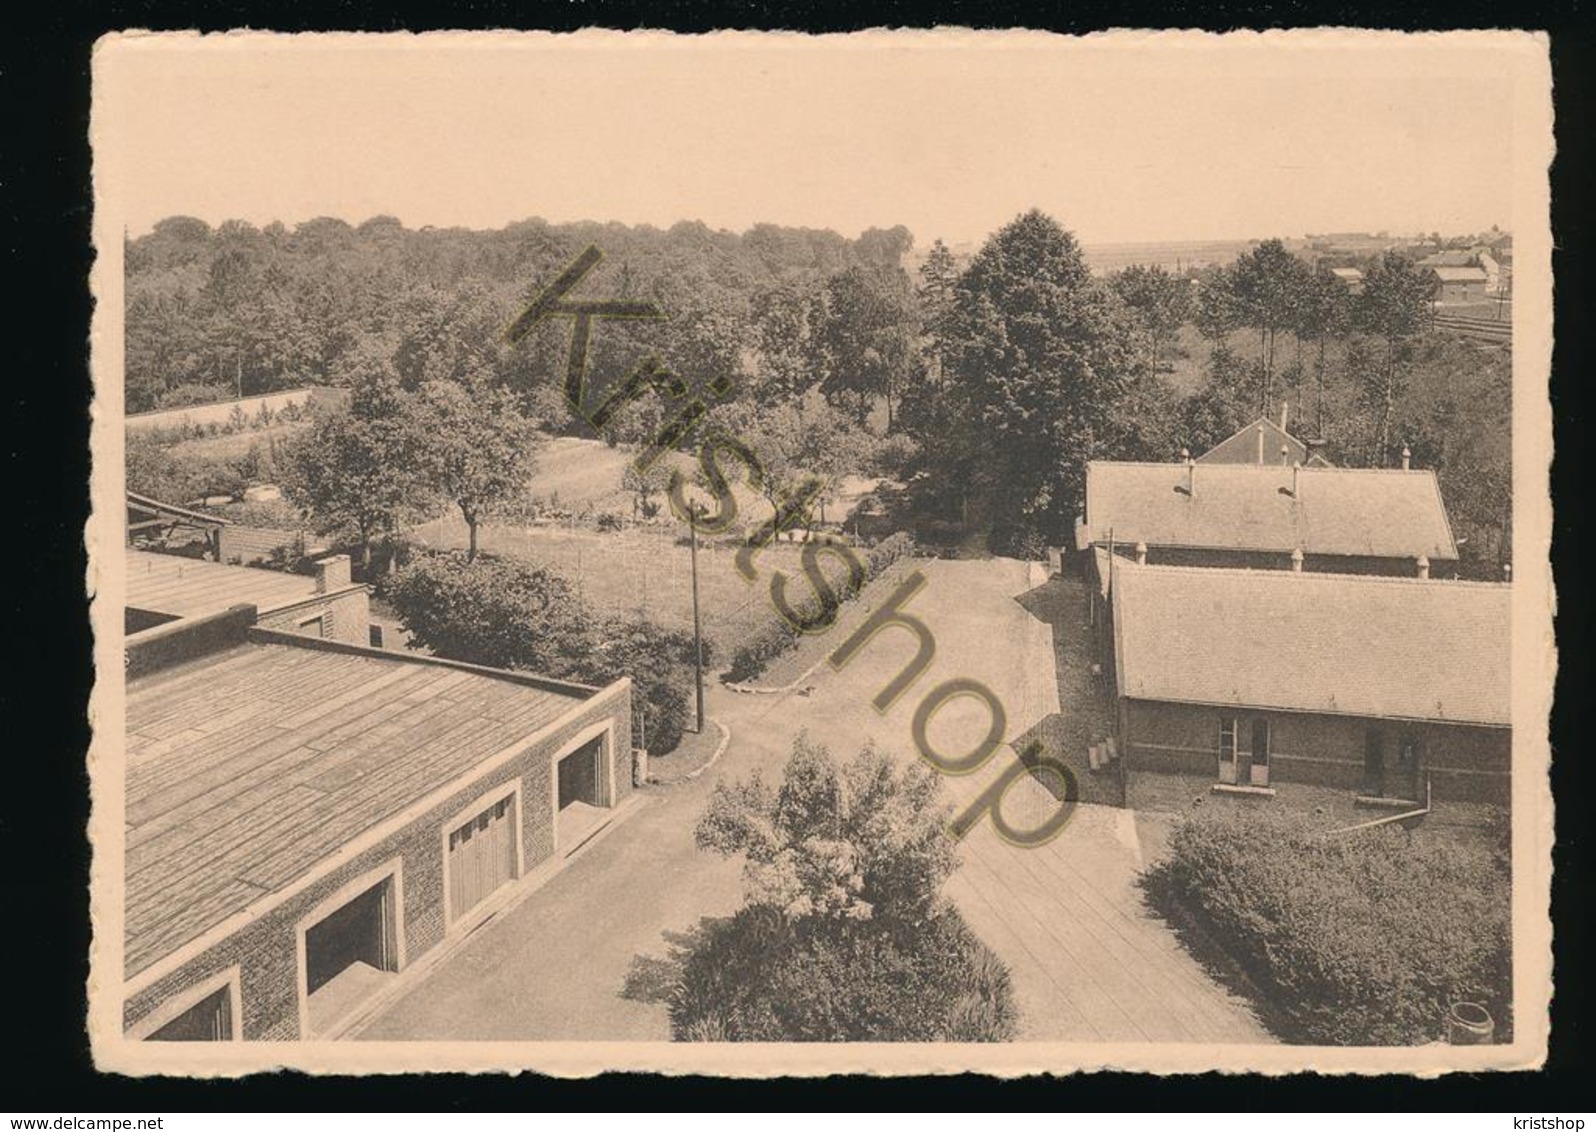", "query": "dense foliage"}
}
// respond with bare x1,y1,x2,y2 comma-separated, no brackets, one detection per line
672,734,1017,1040
127,213,1512,570
382,551,703,755
1142,806,1511,1045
